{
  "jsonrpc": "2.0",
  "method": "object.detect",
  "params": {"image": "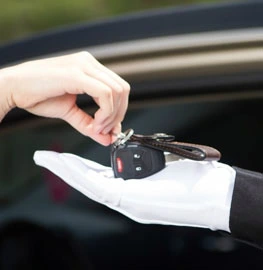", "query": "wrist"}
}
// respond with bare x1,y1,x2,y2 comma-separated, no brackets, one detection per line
0,67,16,122
229,167,263,247
208,162,236,232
